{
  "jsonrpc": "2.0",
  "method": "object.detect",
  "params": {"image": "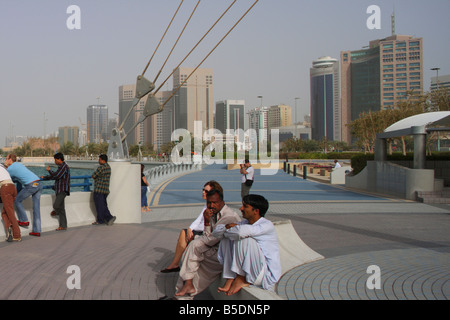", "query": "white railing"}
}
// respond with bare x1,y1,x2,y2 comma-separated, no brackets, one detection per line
145,162,203,188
